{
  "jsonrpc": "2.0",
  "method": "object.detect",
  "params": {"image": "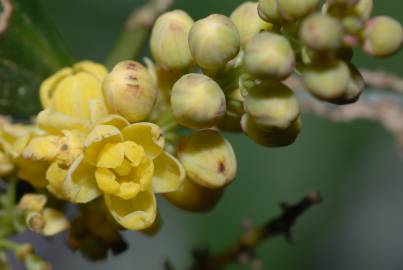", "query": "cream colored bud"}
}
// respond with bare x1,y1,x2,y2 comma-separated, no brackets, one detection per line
333,63,365,105
103,61,157,122
277,0,319,22
230,2,273,46
164,177,224,212
302,59,351,101
244,81,300,130
178,130,237,189
300,13,344,51
363,16,403,57
189,14,240,71
245,32,295,79
150,10,194,70
171,73,226,129
354,0,373,21
258,0,282,24
241,114,301,147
